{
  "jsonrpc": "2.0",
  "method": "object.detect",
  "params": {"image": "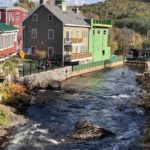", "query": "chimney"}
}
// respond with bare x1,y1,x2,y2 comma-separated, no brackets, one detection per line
55,0,67,12
73,7,80,14
40,0,43,4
